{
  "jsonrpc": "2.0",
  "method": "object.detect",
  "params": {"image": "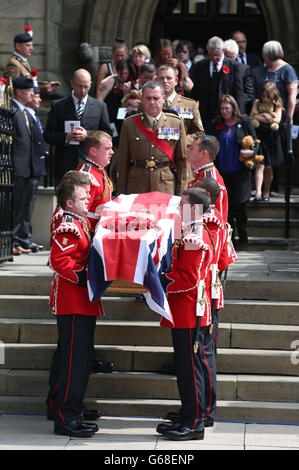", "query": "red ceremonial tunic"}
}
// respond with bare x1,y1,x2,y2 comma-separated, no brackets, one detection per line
49,212,104,316
50,205,64,235
77,159,113,232
188,164,228,223
161,221,214,329
203,207,237,310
